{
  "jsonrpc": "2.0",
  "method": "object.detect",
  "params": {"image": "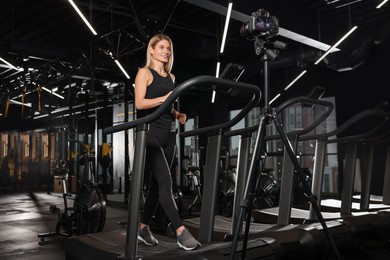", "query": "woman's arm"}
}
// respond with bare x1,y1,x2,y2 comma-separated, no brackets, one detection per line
173,109,186,124
170,73,186,124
